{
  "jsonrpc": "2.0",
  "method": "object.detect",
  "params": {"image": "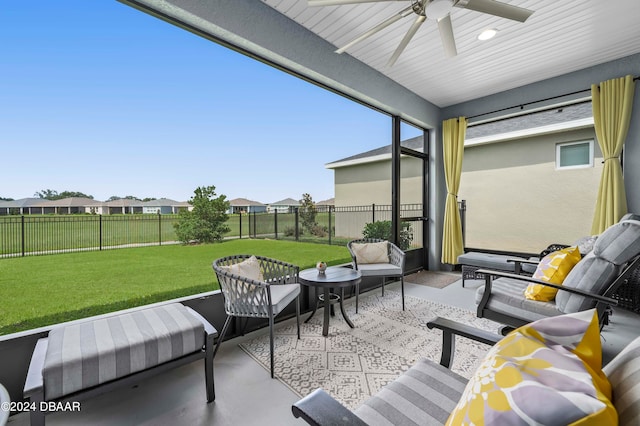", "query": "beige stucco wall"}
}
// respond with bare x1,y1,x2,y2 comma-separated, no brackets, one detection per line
332,127,602,253
459,127,601,253
334,157,424,207
333,157,424,242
